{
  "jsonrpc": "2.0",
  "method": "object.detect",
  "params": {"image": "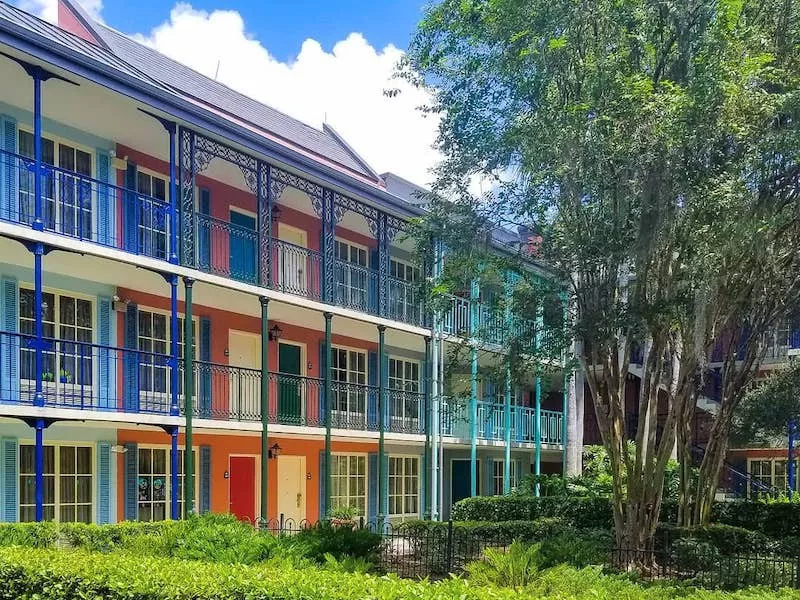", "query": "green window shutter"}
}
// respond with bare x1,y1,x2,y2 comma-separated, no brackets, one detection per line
96,442,112,524
1,437,18,522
